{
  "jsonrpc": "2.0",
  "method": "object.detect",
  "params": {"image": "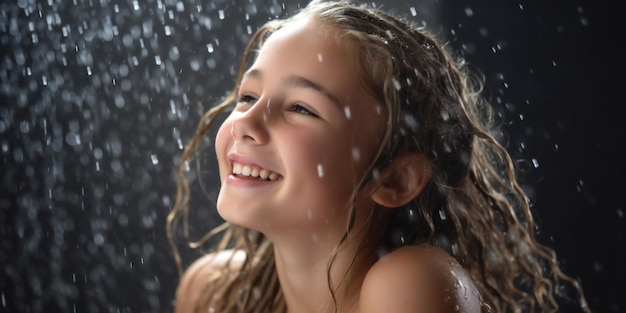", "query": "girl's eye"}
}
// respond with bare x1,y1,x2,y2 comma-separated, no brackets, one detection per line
238,94,257,104
290,103,318,117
